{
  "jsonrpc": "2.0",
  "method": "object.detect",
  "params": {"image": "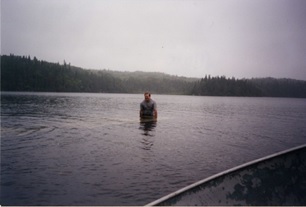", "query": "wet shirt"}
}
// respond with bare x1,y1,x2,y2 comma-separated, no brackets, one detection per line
140,99,156,117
